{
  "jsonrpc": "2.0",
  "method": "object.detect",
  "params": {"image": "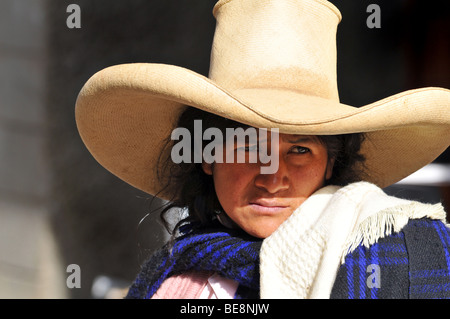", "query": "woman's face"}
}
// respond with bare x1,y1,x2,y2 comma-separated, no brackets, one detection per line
202,133,333,238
